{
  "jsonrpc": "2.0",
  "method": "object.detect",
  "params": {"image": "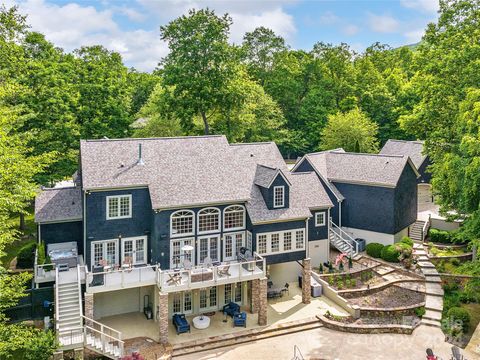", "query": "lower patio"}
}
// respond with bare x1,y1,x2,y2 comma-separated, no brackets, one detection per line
98,282,348,345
